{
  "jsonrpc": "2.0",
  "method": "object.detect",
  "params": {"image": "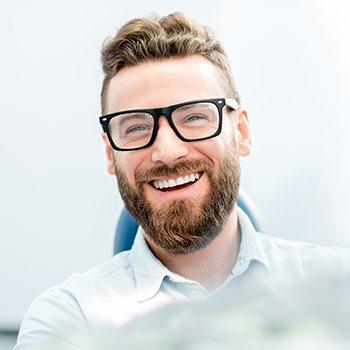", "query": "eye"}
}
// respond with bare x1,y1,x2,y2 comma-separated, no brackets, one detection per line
126,124,152,135
184,115,207,123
